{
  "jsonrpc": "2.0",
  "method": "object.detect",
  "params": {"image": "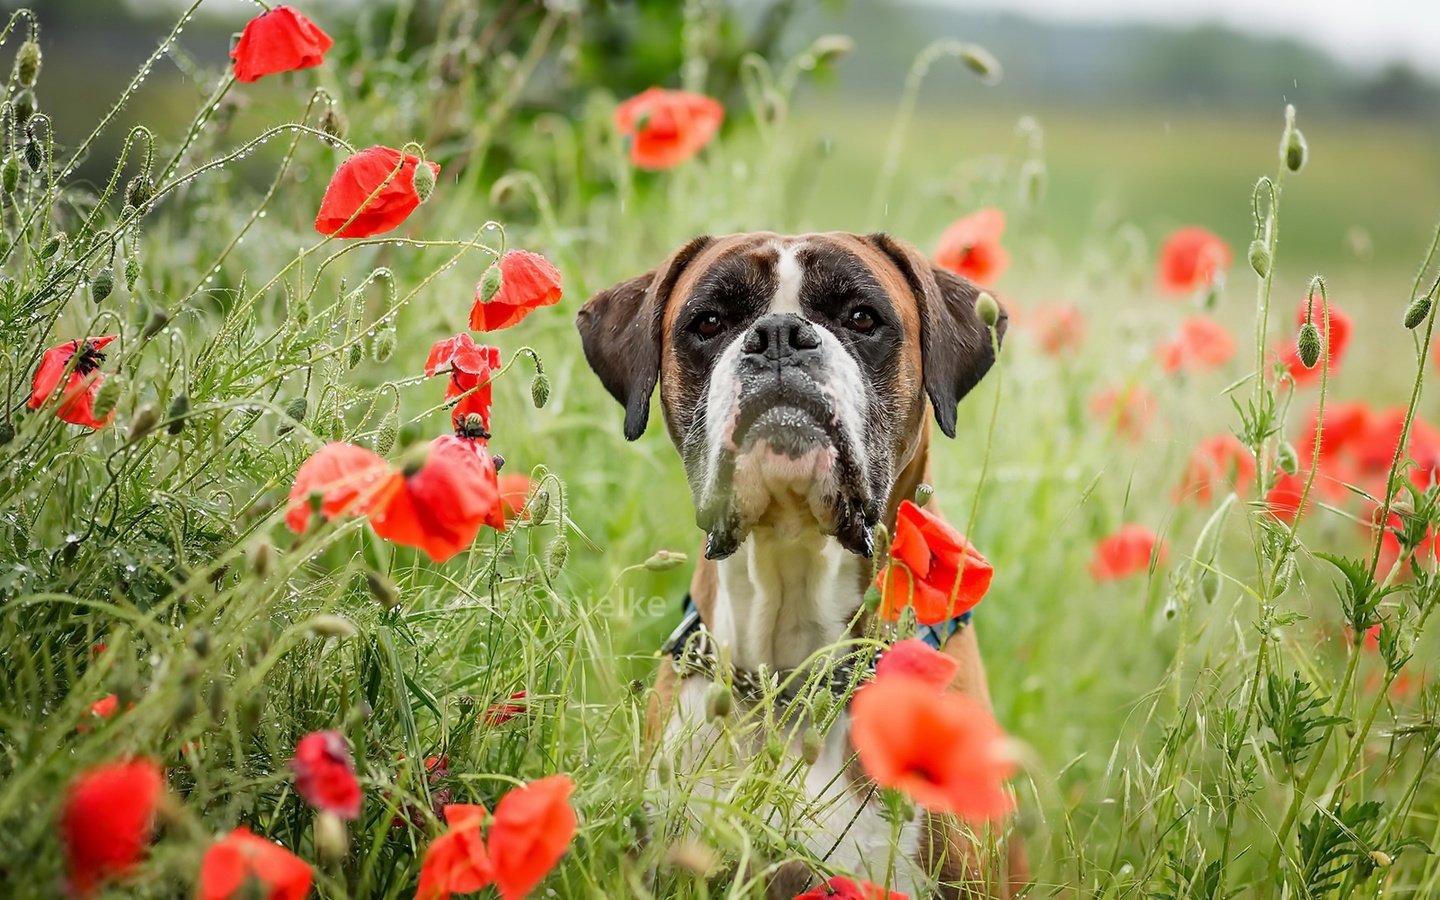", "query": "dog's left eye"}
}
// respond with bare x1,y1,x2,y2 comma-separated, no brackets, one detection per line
845,306,879,334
